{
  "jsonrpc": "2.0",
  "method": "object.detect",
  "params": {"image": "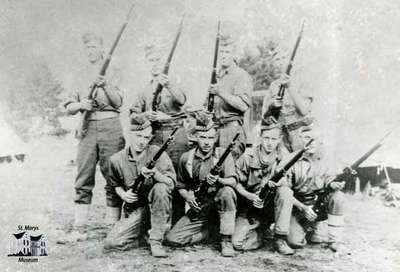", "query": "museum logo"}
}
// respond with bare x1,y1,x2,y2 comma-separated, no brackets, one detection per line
7,225,48,263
